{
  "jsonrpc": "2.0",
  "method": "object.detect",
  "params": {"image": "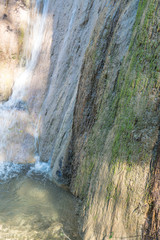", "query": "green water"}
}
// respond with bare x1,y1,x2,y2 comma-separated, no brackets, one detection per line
0,165,81,240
